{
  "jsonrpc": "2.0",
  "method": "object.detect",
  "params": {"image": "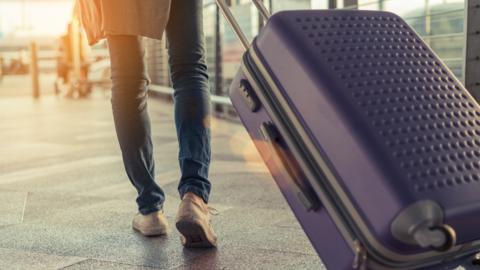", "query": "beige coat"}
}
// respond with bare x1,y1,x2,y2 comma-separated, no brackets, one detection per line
76,0,171,45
